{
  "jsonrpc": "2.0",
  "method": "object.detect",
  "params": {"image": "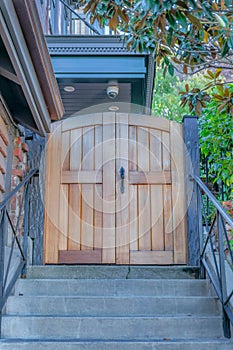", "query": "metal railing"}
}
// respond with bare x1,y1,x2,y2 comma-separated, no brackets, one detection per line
0,168,38,336
194,175,233,338
49,0,106,35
